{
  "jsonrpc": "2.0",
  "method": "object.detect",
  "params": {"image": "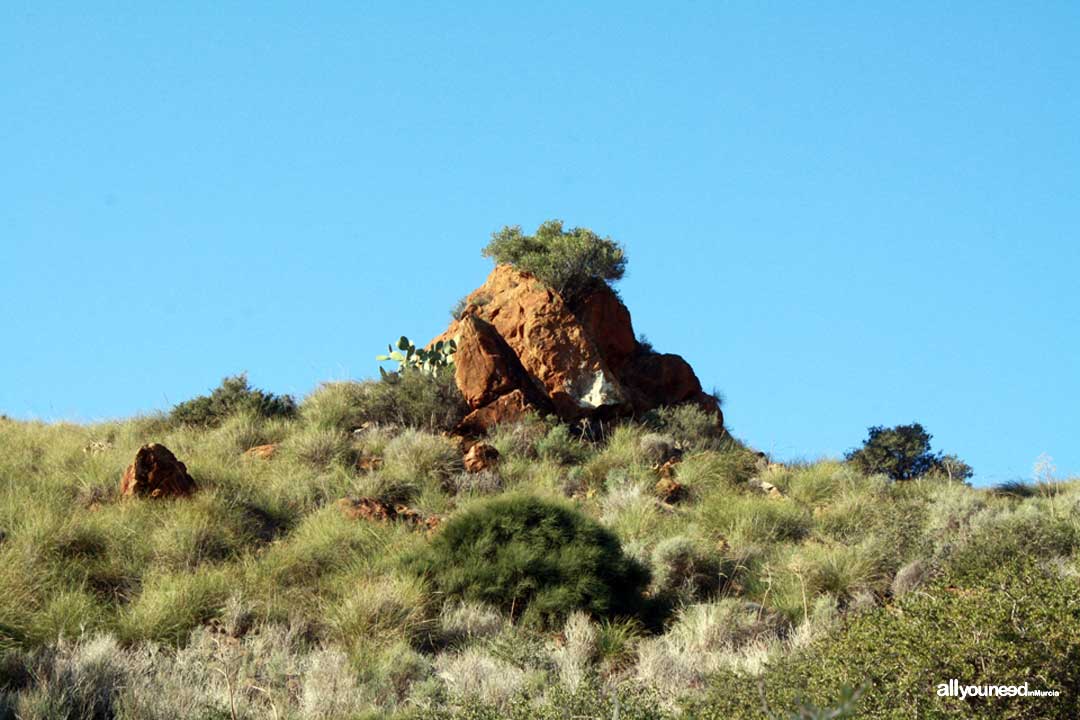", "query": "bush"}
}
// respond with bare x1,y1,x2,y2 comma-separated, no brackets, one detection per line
482,220,627,302
300,381,369,431
372,429,462,504
536,424,590,466
645,404,730,452
408,495,650,627
169,373,296,428
282,427,353,469
845,423,972,481
650,535,722,602
359,369,467,432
